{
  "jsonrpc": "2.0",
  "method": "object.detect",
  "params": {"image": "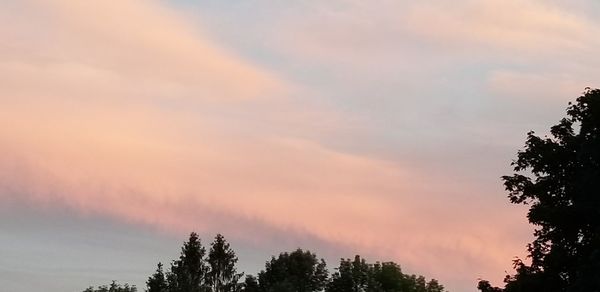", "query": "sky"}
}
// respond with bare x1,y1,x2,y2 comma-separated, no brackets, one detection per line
1,0,600,291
